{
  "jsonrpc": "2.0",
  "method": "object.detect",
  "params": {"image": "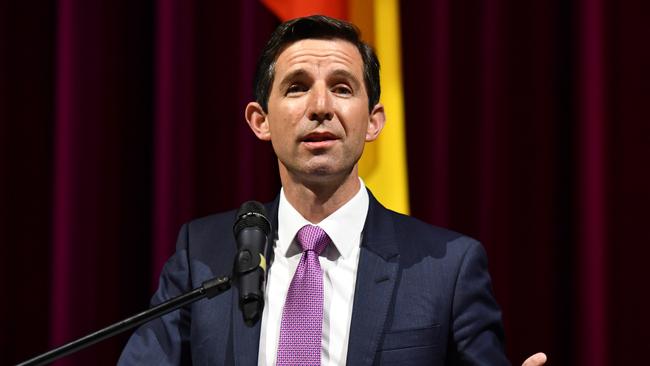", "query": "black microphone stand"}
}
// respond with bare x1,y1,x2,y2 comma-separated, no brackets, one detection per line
16,276,231,366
